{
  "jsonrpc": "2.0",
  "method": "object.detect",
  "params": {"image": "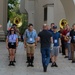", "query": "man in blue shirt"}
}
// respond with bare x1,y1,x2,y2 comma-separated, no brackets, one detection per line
51,26,61,67
24,24,37,67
